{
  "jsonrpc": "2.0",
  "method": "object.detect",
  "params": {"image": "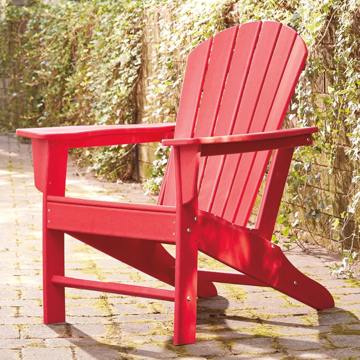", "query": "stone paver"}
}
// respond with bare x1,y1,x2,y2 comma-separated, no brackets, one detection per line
1,133,360,359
